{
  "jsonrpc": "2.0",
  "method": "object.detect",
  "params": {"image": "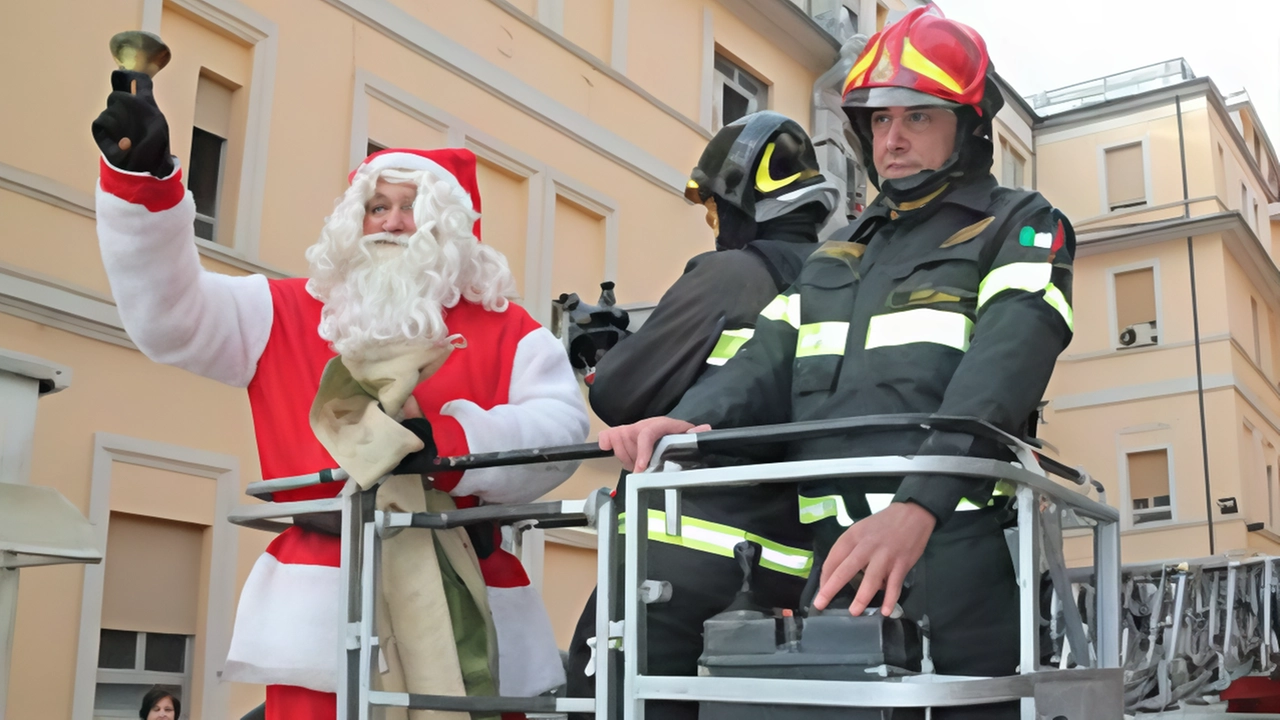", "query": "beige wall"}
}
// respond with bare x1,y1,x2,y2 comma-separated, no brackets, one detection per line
0,0,833,716
1036,100,1217,228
